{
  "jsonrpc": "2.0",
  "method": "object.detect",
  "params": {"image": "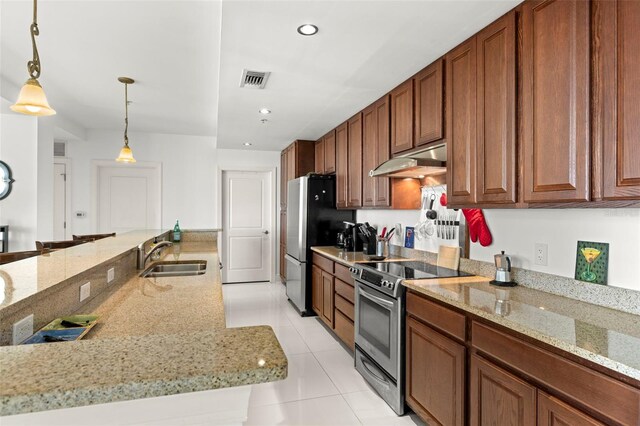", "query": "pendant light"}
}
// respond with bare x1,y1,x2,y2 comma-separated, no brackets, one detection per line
115,77,136,163
11,0,56,116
